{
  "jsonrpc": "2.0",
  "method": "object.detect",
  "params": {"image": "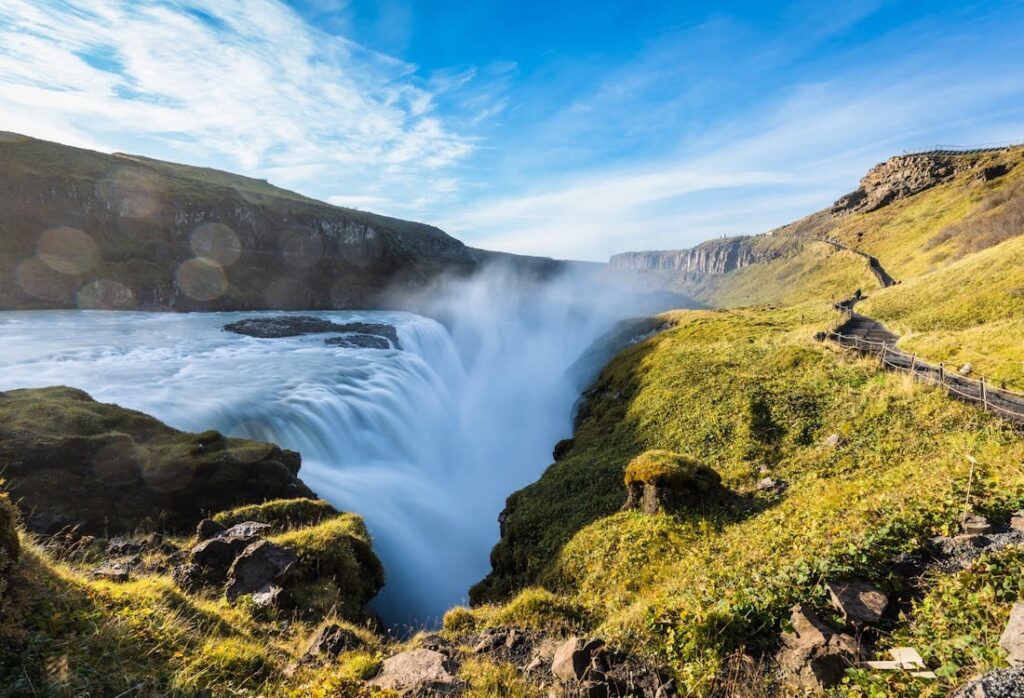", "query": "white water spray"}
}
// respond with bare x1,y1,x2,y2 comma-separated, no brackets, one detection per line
0,266,653,625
